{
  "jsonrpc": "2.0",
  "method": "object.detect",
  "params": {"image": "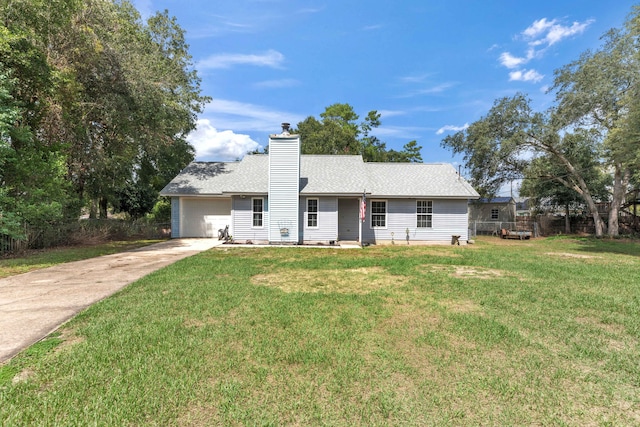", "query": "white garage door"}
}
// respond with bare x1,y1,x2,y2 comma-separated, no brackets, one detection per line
180,198,232,238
